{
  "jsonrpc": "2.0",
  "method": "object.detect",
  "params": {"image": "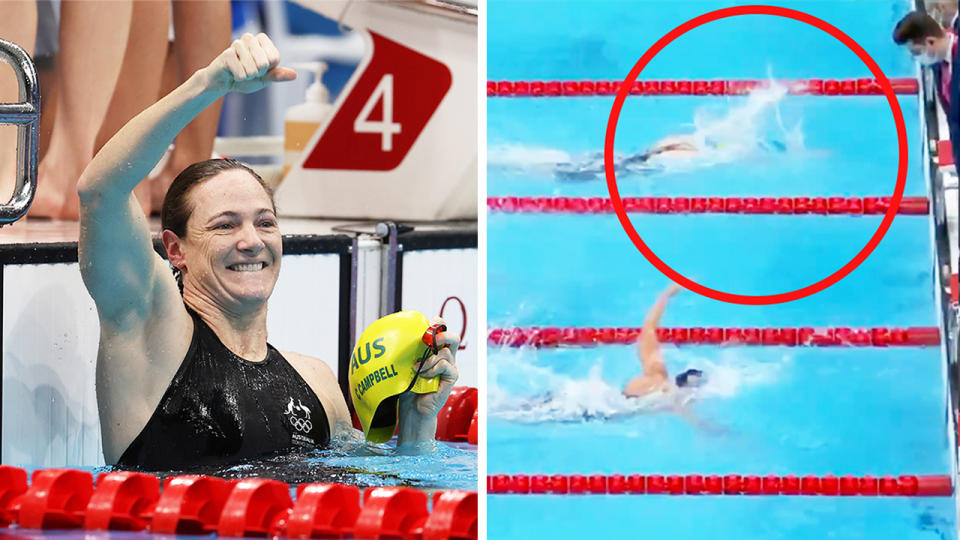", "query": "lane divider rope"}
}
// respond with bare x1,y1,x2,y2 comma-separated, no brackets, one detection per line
488,326,941,347
487,196,929,215
487,78,919,97
487,473,952,496
0,466,477,538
